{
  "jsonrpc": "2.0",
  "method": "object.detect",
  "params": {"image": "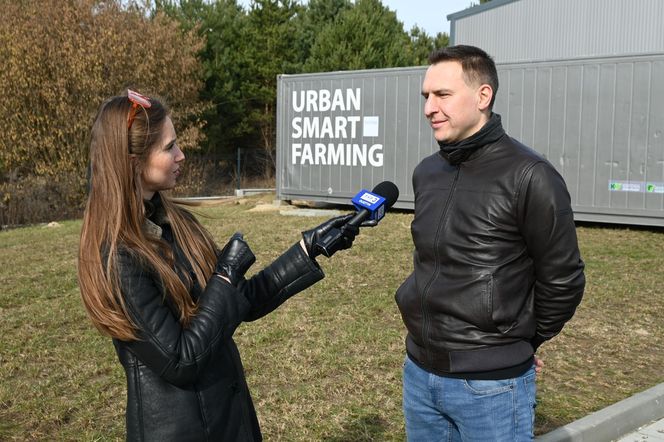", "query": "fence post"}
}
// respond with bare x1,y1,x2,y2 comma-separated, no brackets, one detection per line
236,147,242,191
